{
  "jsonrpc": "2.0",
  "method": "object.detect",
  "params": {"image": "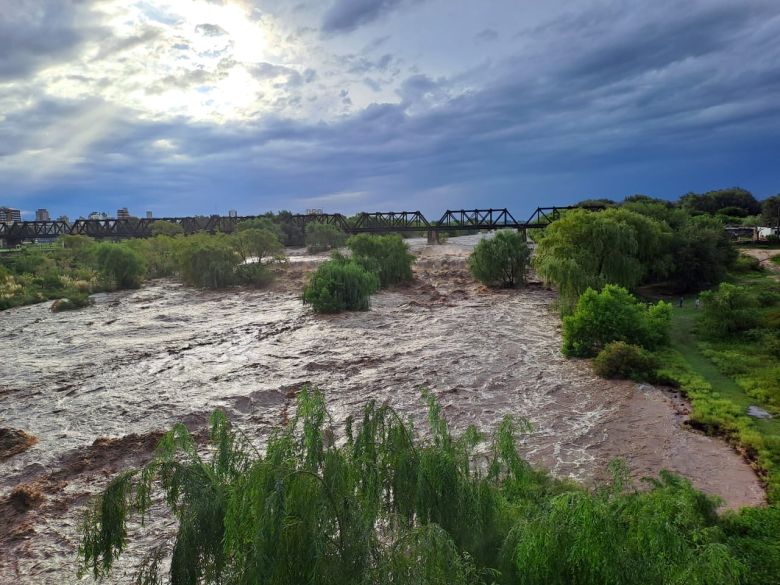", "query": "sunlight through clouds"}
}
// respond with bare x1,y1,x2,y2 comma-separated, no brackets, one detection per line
36,0,314,122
